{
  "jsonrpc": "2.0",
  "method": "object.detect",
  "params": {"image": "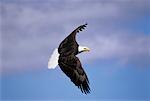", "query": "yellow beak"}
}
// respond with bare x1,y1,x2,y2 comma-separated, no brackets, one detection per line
84,48,90,52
